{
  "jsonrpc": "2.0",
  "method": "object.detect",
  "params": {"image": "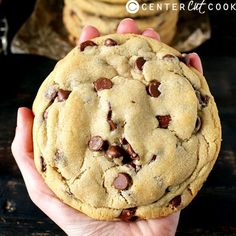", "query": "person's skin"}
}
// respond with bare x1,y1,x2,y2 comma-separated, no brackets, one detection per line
11,19,203,236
